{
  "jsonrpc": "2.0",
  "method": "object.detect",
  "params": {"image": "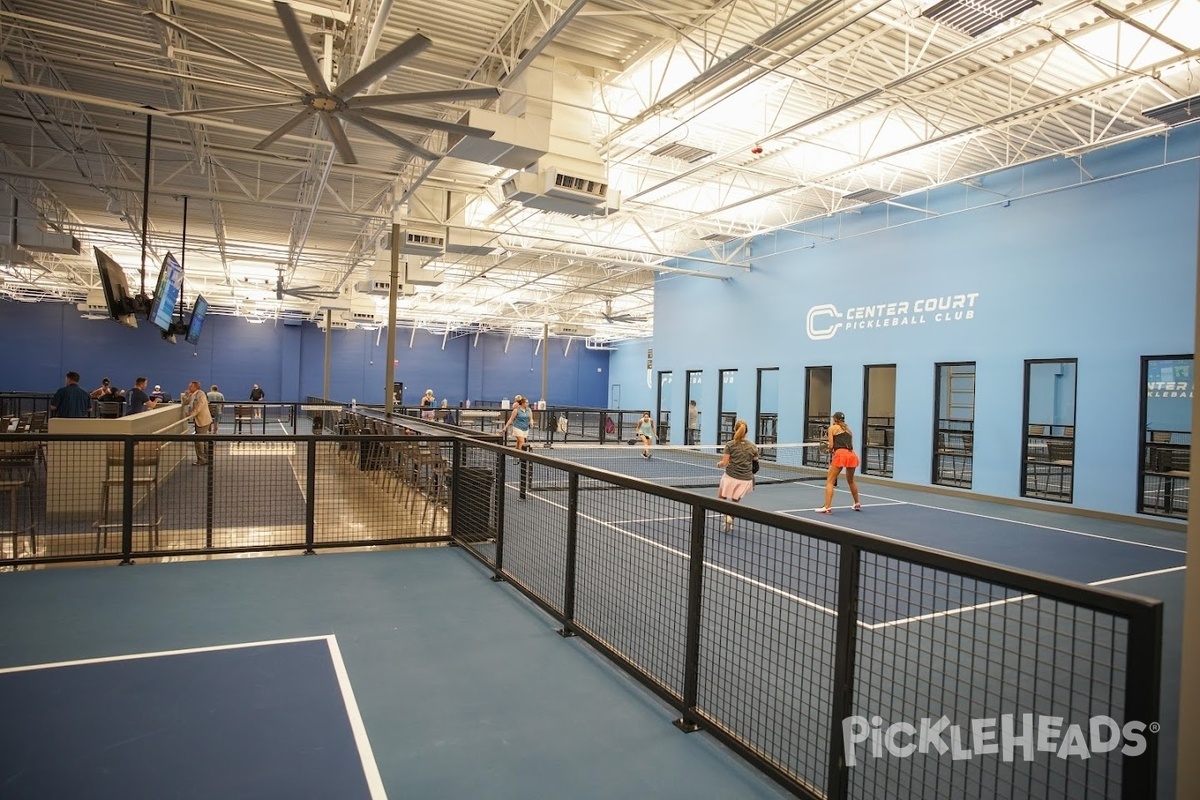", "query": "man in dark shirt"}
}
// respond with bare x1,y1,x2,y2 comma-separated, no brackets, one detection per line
126,377,160,415
50,371,92,418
